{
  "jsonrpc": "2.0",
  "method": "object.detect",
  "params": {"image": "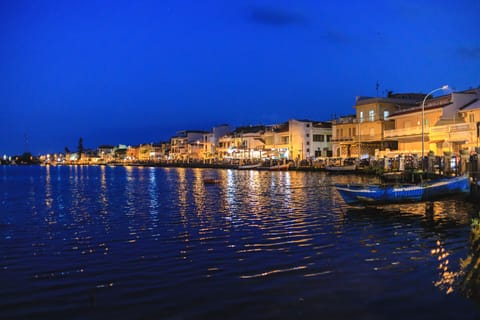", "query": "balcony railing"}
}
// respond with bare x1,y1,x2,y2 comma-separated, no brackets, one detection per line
430,122,474,134
332,134,383,143
384,123,475,139
384,126,423,138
